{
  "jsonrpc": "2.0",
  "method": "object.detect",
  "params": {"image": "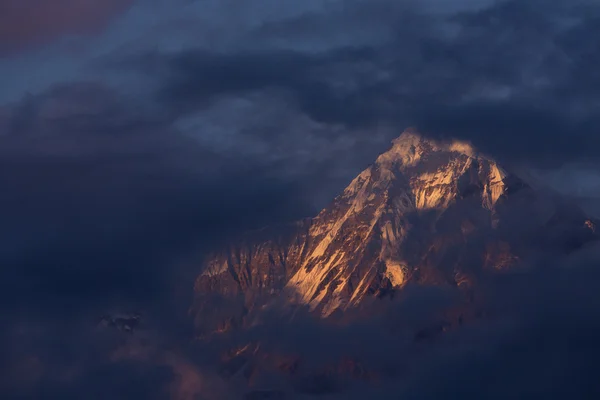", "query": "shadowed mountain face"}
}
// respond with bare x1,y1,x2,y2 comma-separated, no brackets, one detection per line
192,130,598,334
